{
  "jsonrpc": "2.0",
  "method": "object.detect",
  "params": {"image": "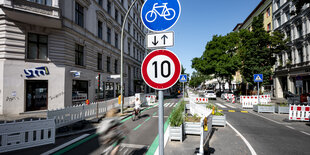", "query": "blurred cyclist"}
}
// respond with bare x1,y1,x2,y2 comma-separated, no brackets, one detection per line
96,108,128,155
